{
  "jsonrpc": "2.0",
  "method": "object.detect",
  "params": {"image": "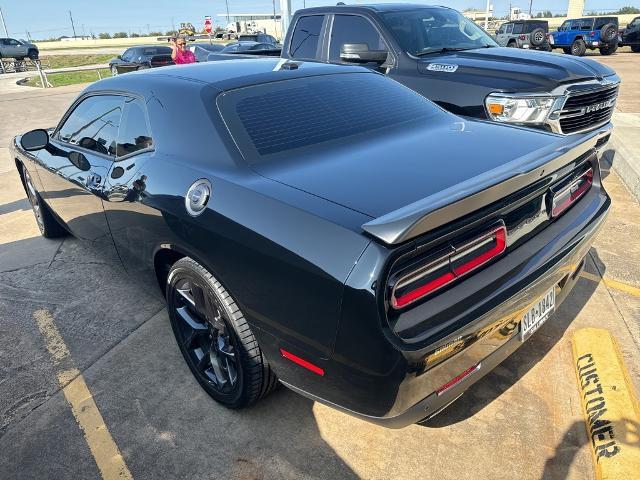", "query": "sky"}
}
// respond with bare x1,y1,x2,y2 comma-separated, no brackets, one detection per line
0,0,636,39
